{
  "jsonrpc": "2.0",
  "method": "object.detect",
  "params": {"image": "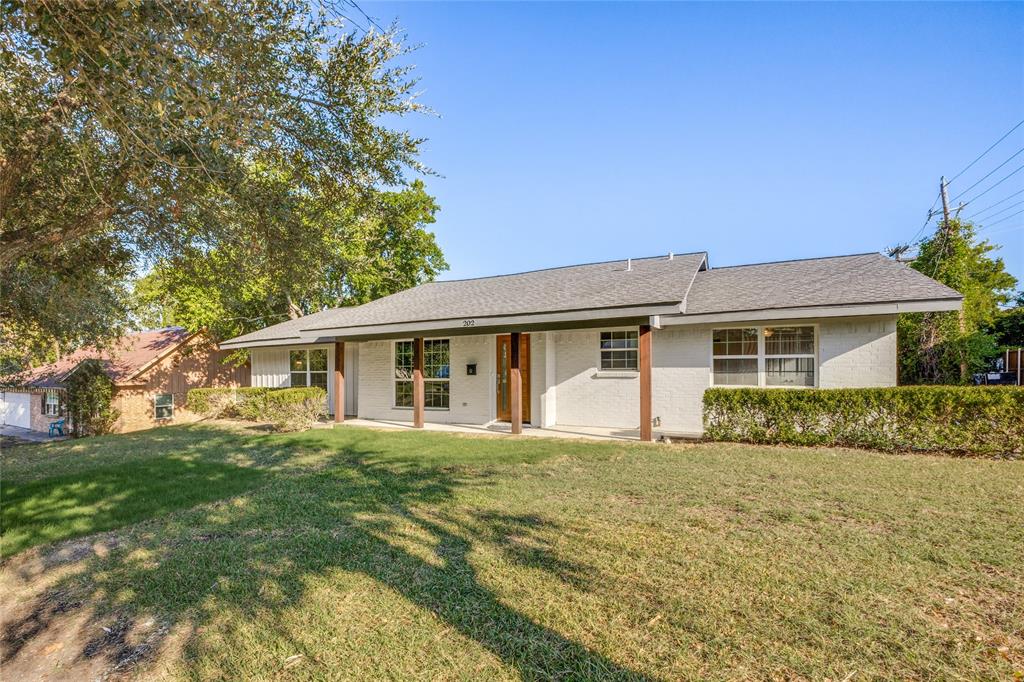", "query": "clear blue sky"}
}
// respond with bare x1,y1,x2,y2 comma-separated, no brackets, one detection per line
366,1,1024,285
